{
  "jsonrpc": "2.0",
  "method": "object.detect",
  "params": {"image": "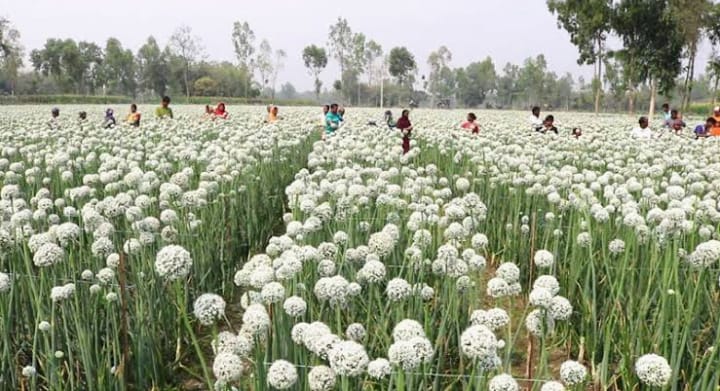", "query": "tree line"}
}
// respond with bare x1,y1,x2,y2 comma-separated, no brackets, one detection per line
1,1,720,112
